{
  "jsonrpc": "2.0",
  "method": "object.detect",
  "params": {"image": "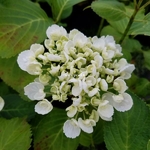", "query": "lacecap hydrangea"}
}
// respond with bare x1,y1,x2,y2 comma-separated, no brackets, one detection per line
17,24,135,139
